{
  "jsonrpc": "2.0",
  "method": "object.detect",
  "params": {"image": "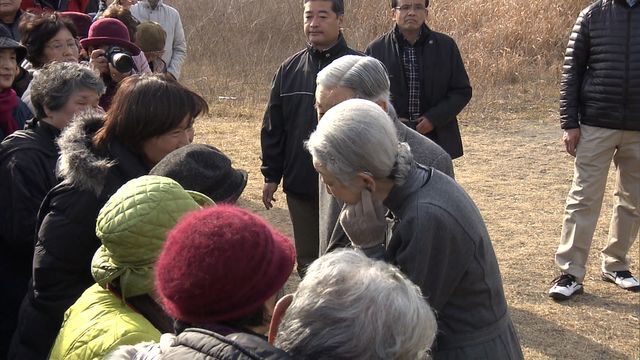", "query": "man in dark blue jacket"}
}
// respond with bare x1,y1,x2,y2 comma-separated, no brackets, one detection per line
365,0,471,159
549,0,640,300
260,0,359,277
